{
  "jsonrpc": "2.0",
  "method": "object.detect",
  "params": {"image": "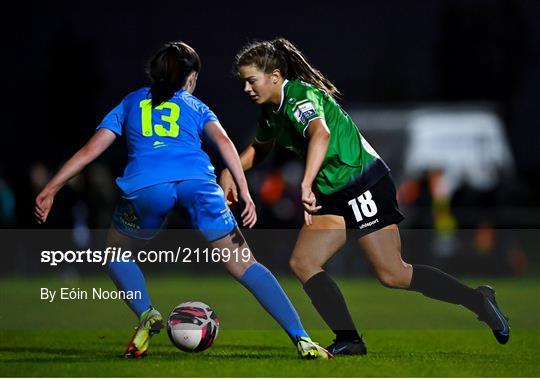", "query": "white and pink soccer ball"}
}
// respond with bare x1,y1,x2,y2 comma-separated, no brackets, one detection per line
167,301,219,352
